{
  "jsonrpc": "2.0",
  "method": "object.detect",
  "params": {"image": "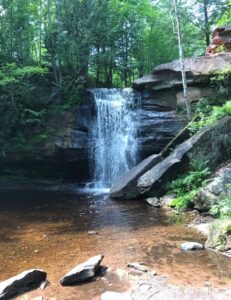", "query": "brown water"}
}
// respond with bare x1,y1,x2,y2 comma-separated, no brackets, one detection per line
0,186,231,299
